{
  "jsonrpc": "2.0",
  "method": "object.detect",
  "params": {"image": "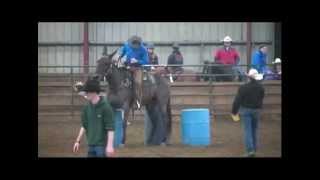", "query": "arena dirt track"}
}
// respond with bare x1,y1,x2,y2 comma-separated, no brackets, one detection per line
38,116,281,157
